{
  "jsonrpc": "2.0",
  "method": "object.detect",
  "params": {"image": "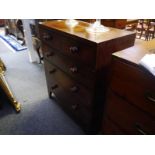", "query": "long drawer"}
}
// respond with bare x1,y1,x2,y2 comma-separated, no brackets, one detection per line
44,60,93,128
106,91,155,134
110,57,155,118
42,44,96,89
40,27,96,66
